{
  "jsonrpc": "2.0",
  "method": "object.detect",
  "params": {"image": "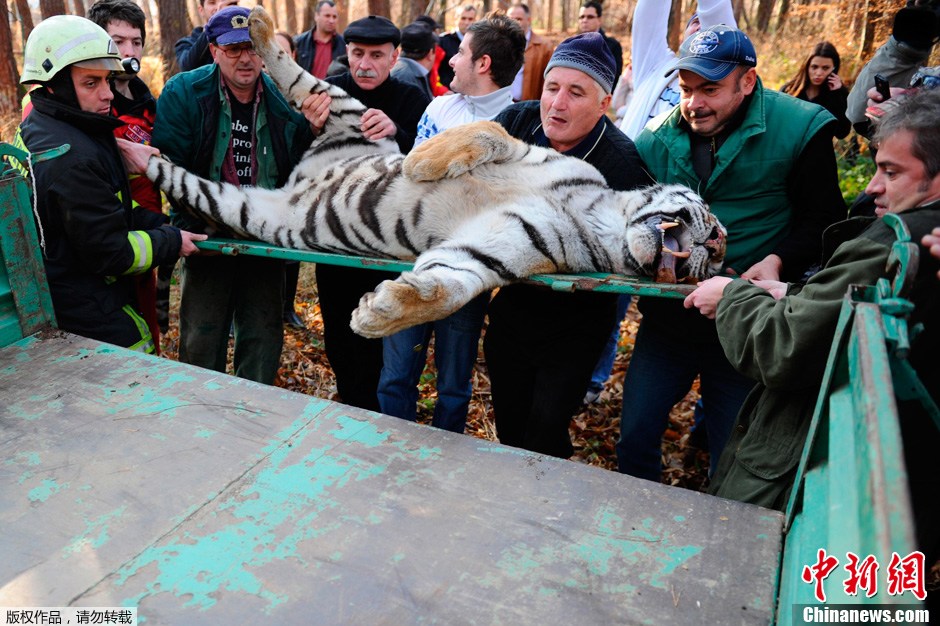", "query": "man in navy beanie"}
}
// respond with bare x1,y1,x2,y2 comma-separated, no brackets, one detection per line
483,32,655,459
